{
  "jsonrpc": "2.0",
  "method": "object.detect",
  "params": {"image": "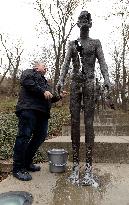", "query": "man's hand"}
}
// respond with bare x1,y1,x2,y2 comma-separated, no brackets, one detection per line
60,91,67,98
44,91,53,100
